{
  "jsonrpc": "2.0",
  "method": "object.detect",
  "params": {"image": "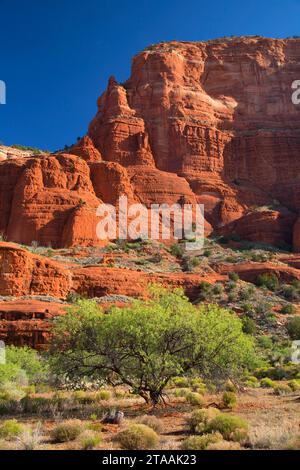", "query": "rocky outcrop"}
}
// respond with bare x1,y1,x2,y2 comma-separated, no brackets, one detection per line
0,300,67,349
1,38,300,249
0,243,70,297
217,261,300,283
1,154,102,248
87,38,300,250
